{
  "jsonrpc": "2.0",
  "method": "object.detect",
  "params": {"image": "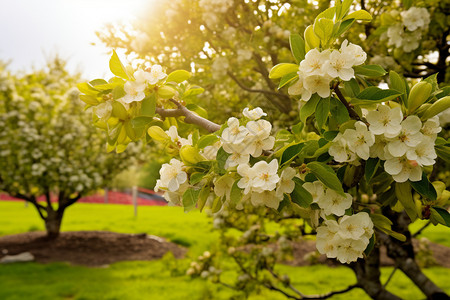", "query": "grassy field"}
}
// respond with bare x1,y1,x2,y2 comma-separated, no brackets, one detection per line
0,200,449,300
